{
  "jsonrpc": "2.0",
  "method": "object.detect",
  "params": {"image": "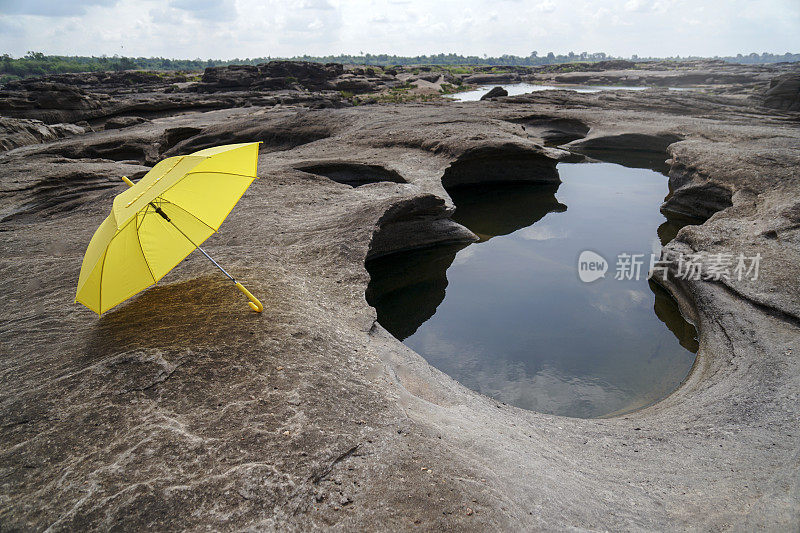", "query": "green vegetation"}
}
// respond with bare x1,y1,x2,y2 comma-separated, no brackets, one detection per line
374,91,440,104
0,51,204,84
371,82,421,103
439,65,476,75
439,83,464,95
2,50,799,85
277,51,800,66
